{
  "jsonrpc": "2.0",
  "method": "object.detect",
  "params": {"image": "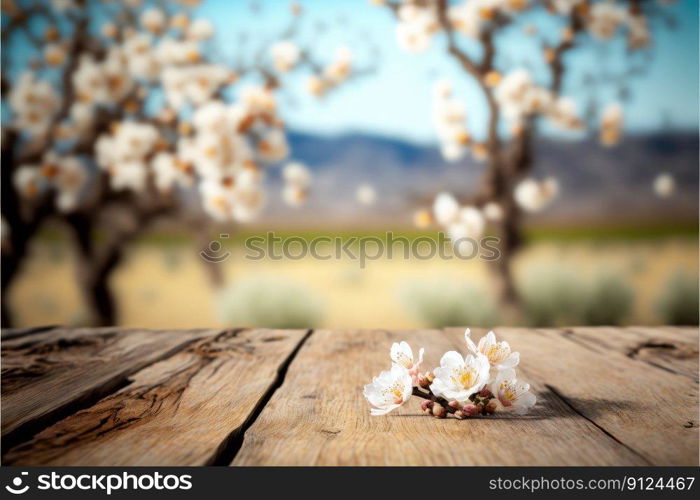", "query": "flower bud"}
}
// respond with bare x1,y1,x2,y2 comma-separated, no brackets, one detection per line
425,371,435,383
462,404,480,417
448,400,460,409
454,410,465,420
484,400,498,415
479,389,493,398
432,403,446,418
420,400,433,411
417,374,430,389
